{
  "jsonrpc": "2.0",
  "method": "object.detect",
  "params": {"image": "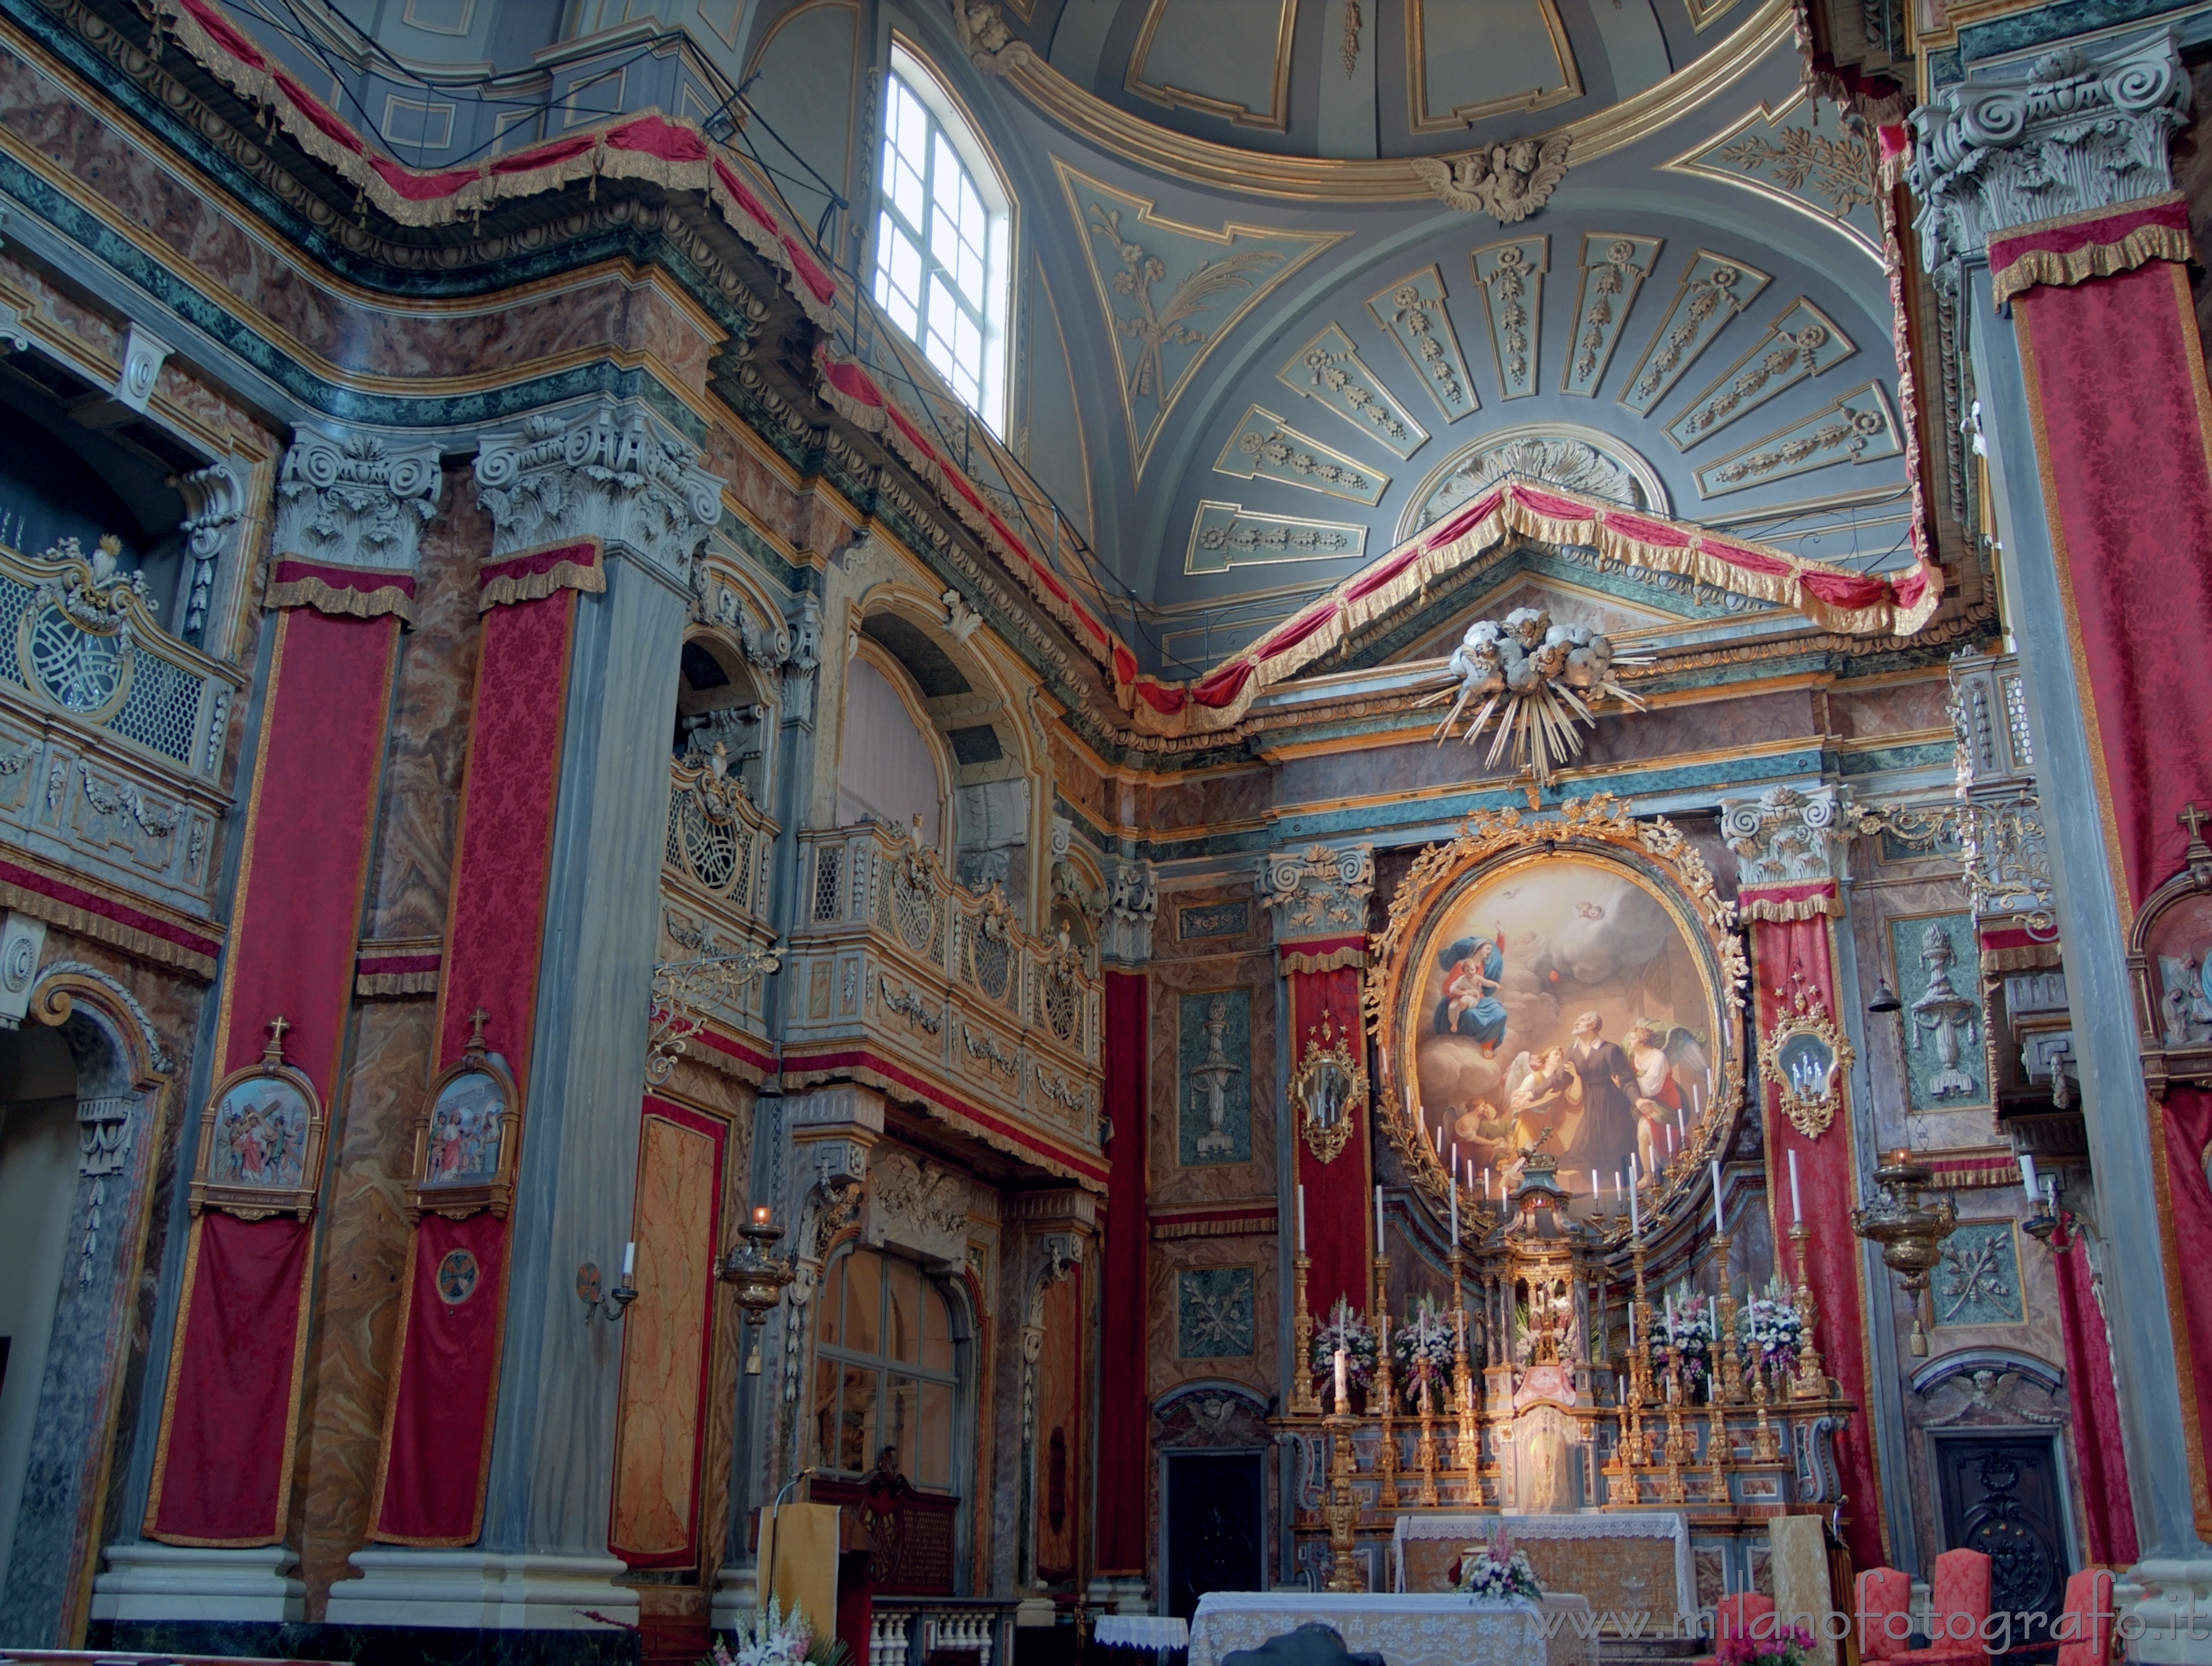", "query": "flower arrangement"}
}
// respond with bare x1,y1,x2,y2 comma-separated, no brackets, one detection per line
1738,1276,1804,1378
702,1599,852,1666
1392,1295,1460,1409
1450,1528,1543,1604
1310,1297,1379,1403
1656,1289,1714,1397
1715,1624,1814,1666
